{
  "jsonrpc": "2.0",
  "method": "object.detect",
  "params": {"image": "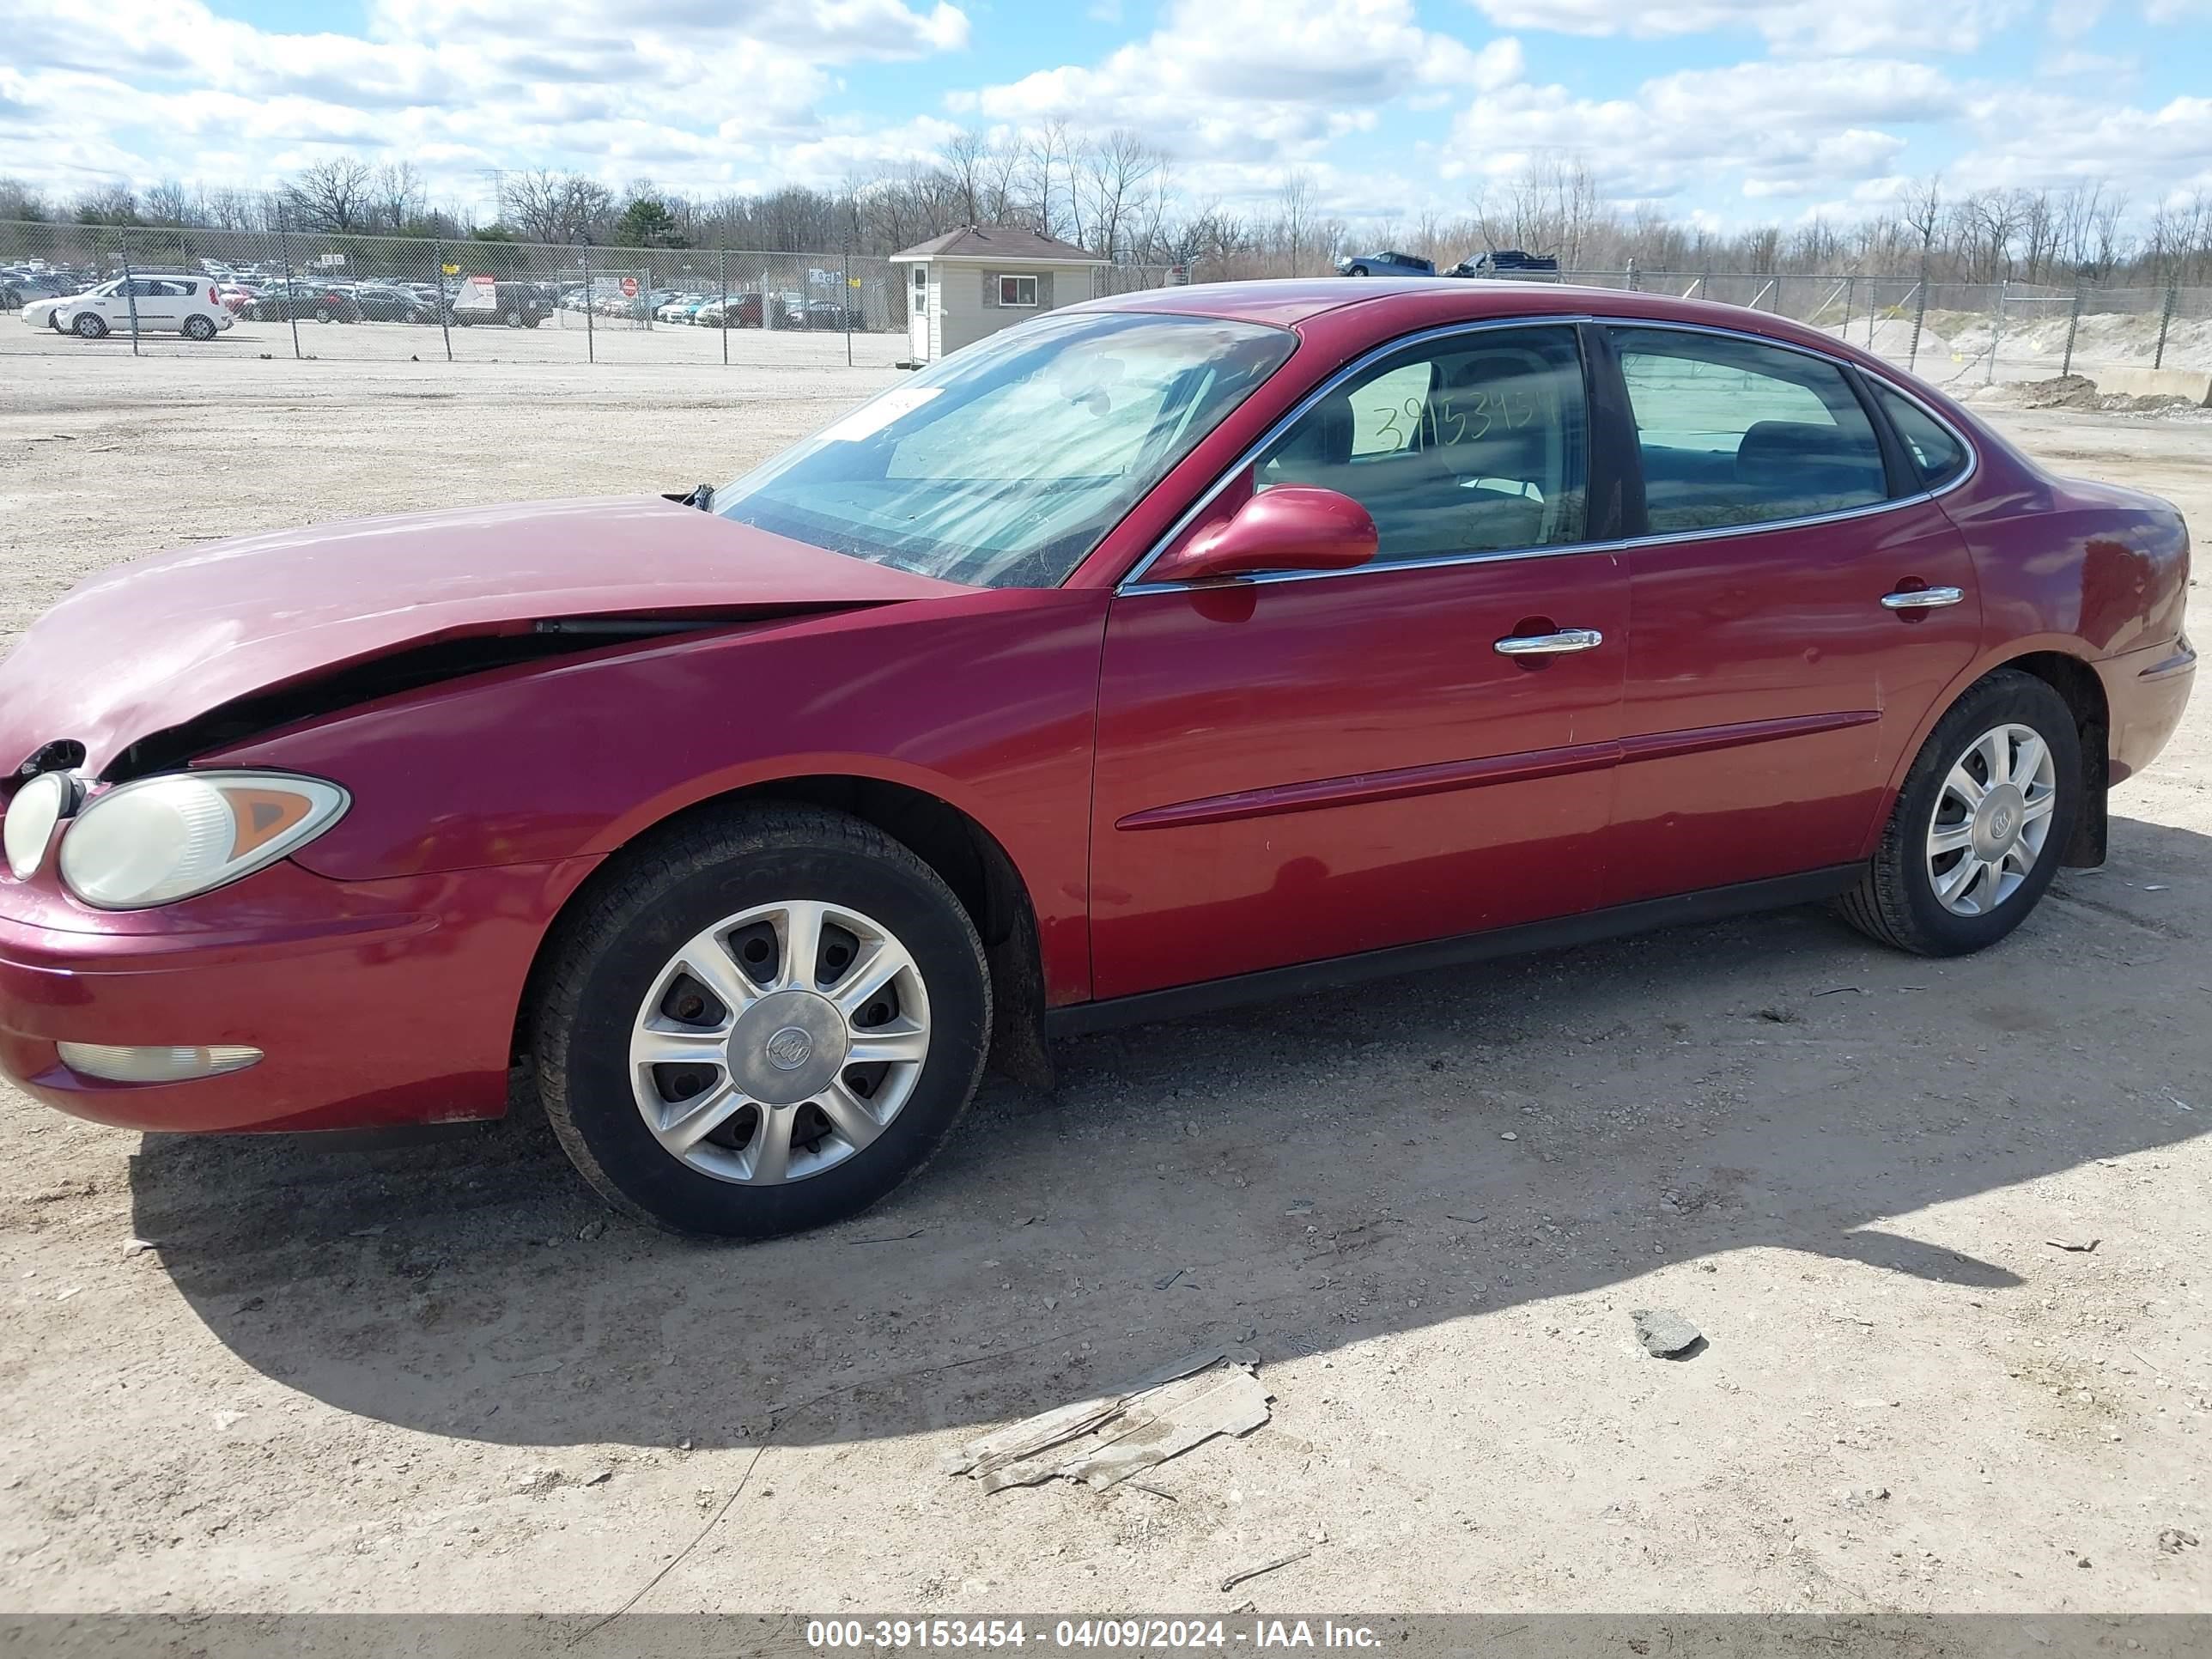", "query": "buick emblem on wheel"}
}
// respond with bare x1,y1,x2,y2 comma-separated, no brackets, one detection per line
763,1027,814,1070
